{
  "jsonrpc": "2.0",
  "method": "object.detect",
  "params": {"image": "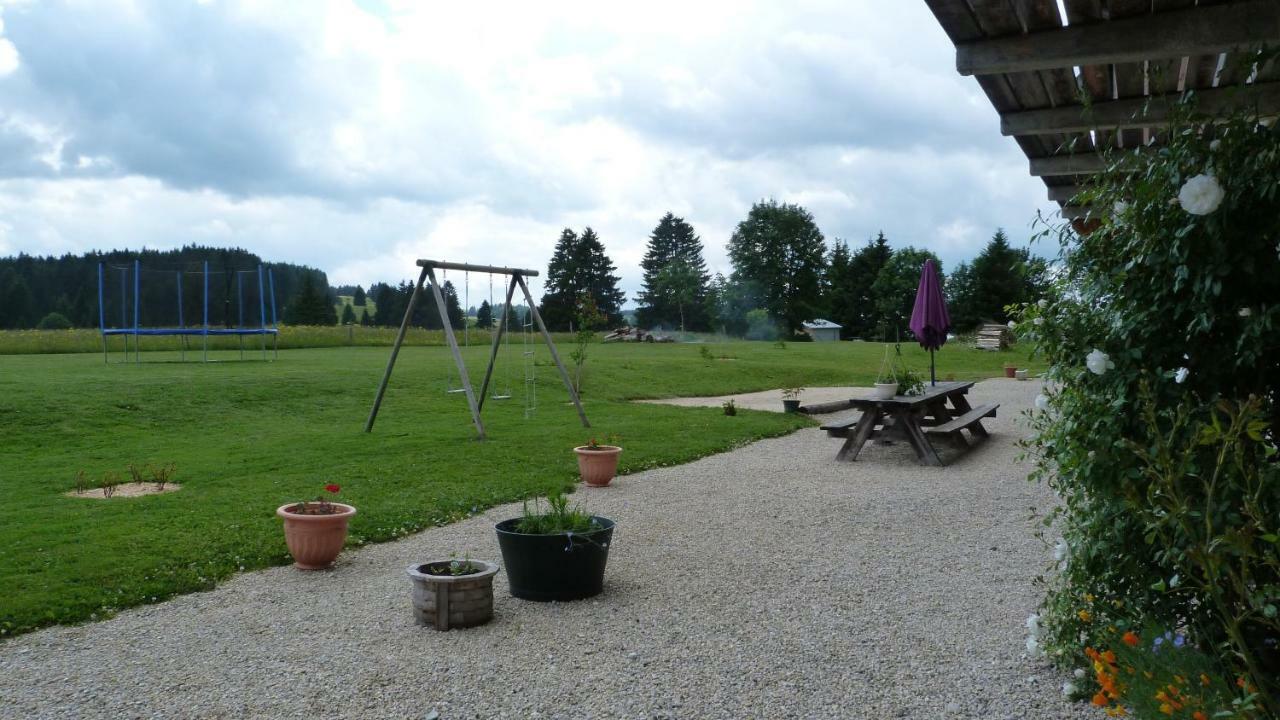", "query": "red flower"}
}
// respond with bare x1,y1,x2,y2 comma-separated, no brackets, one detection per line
1121,631,1140,647
324,483,341,494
